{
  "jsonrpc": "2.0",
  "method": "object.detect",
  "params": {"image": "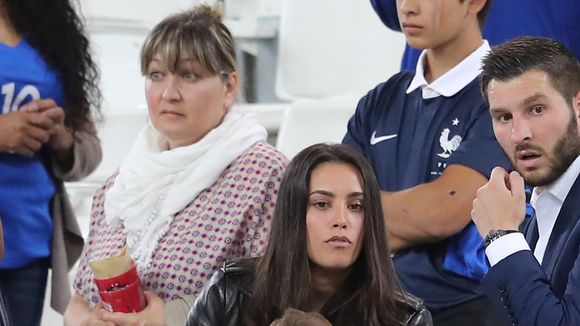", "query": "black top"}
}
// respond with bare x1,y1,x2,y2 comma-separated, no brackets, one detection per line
186,259,432,326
